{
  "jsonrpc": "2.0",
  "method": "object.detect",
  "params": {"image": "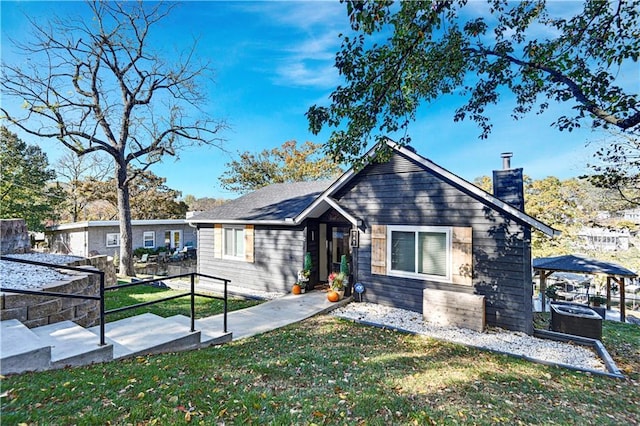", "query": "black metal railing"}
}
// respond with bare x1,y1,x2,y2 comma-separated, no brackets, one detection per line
104,272,229,335
0,256,229,347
